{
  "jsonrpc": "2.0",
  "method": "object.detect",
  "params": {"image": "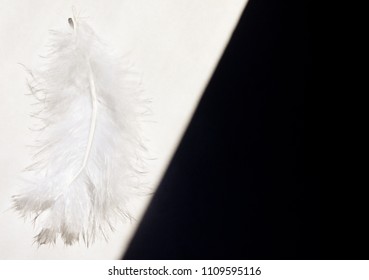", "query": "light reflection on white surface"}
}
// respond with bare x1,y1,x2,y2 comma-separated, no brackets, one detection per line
0,0,247,259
